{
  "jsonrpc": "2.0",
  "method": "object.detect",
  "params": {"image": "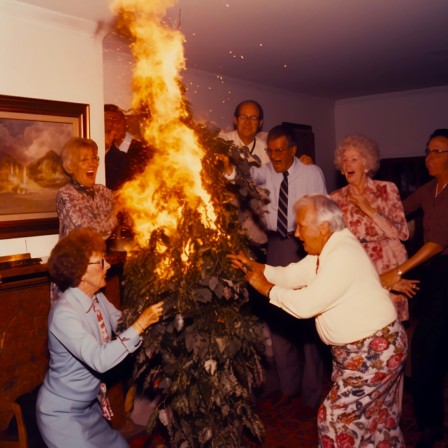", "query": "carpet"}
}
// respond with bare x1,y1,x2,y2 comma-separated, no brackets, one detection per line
128,375,448,447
